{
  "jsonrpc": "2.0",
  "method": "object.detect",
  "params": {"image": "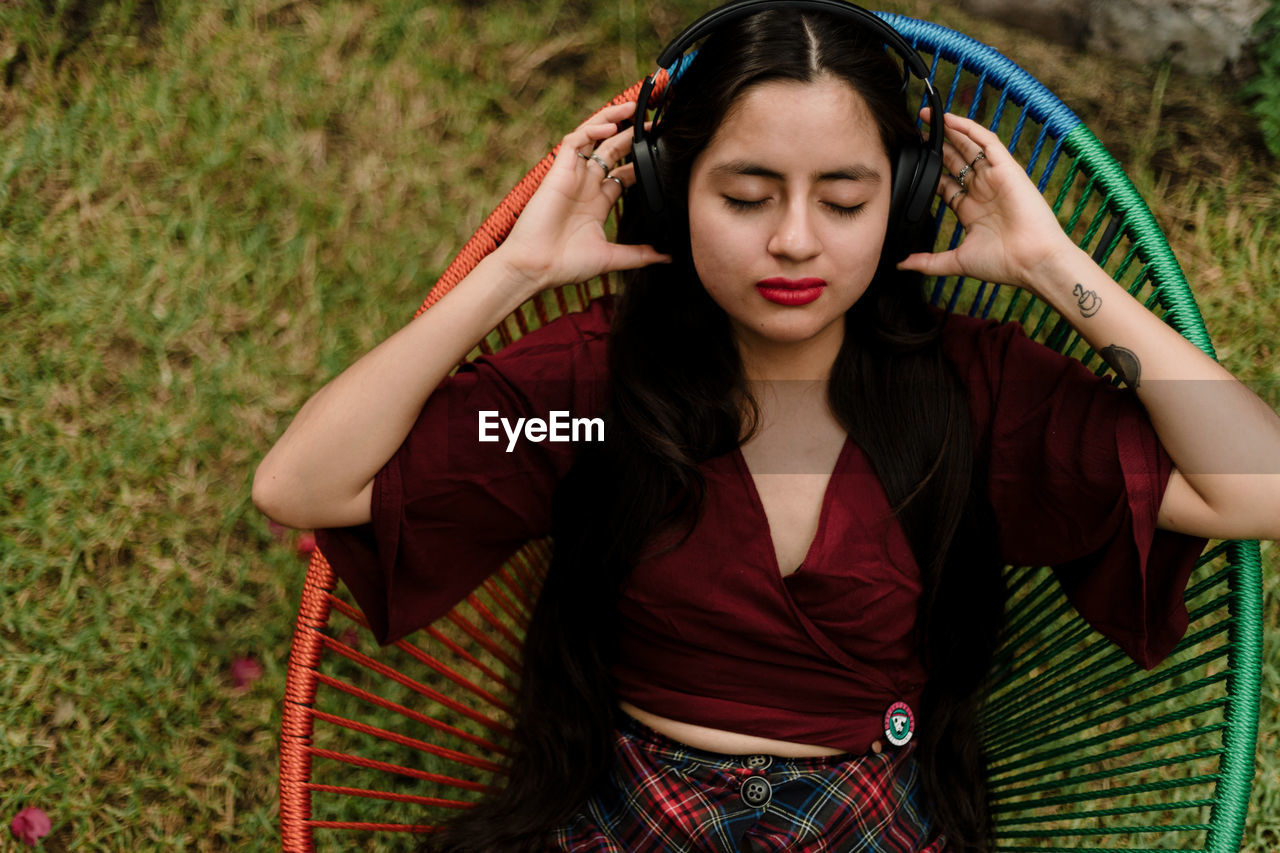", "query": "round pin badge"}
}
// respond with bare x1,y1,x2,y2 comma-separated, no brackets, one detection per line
883,701,915,747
